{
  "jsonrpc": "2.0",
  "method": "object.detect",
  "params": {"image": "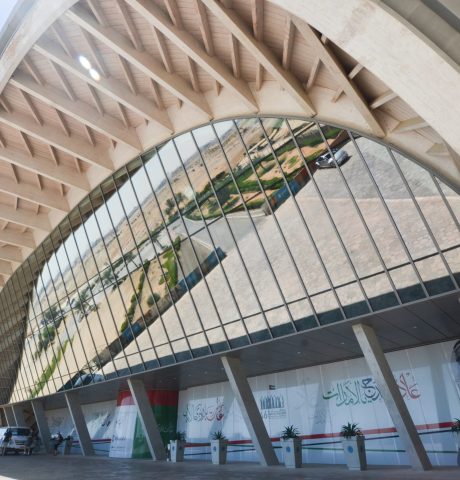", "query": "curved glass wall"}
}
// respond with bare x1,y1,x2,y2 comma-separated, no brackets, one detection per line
5,117,460,403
